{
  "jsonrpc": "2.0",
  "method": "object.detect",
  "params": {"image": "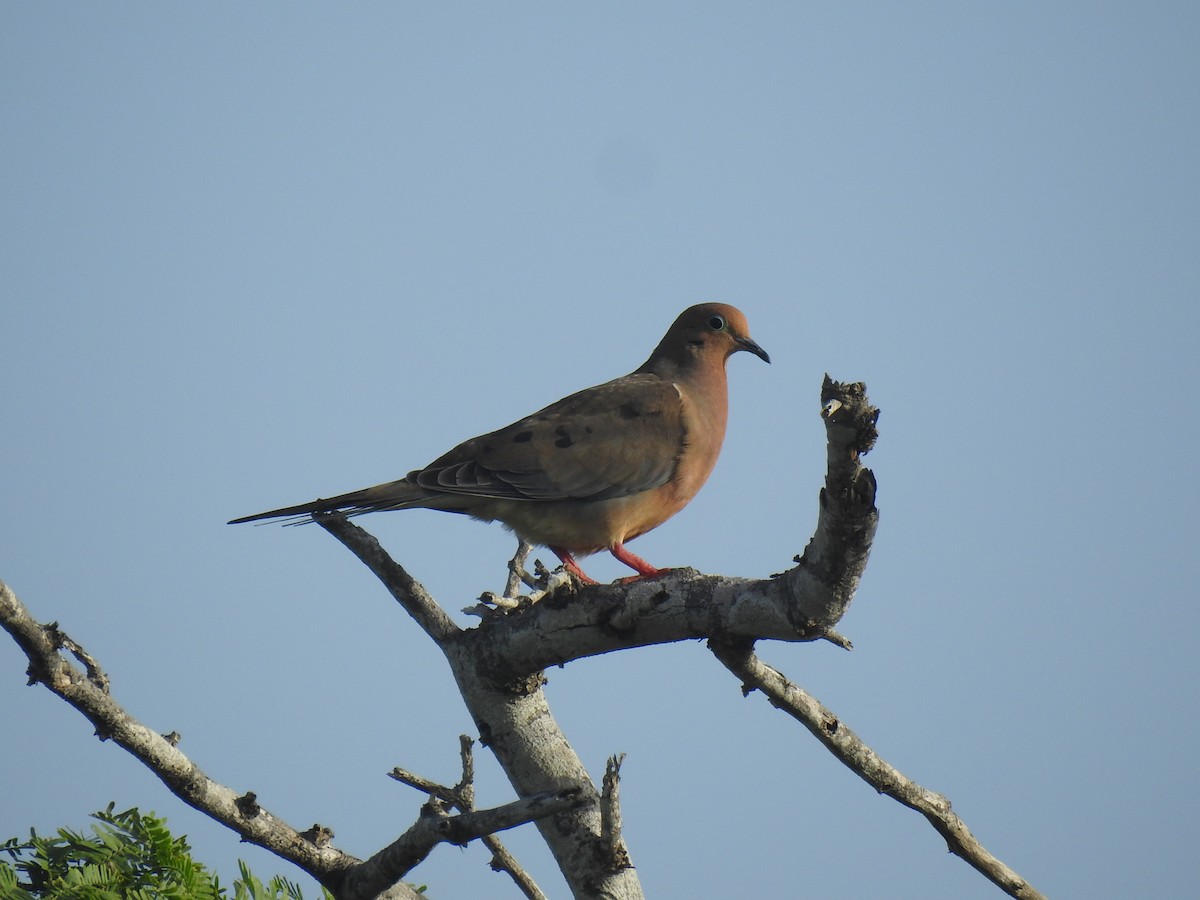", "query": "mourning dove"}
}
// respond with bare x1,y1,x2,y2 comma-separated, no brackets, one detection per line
230,303,769,583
